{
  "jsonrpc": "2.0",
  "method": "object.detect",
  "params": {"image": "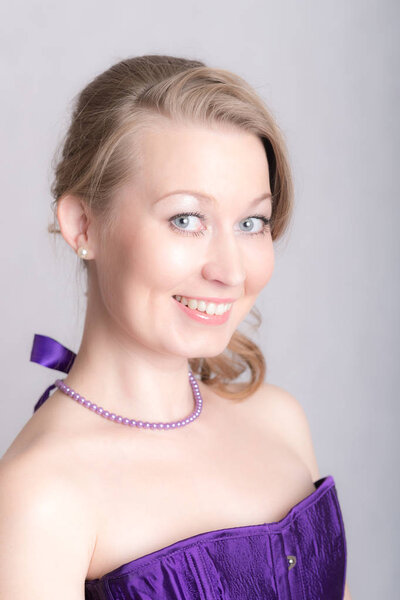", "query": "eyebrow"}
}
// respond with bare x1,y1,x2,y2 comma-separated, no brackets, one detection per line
155,189,273,207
